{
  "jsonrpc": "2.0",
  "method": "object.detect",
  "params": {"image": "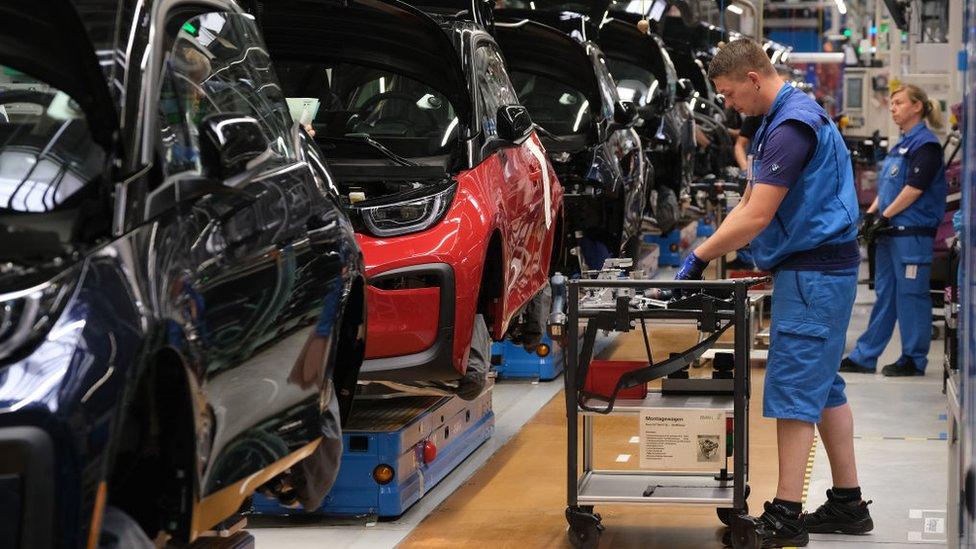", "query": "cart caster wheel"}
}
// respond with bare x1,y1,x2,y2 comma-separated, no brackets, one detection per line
729,515,762,549
717,503,748,526
717,485,750,526
566,506,604,549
